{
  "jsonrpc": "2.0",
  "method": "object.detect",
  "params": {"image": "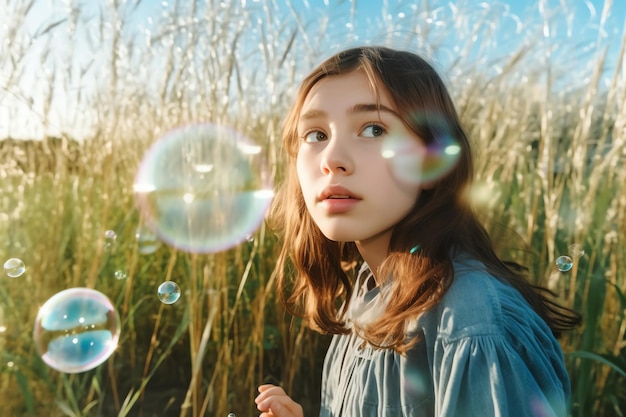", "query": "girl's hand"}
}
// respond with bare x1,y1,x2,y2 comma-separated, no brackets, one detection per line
255,384,304,417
